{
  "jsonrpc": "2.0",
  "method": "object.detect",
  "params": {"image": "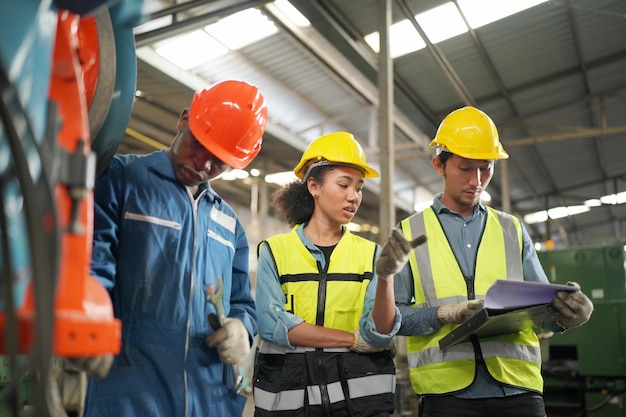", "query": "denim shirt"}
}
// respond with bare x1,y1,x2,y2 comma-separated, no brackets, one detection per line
255,222,401,349
394,194,558,398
